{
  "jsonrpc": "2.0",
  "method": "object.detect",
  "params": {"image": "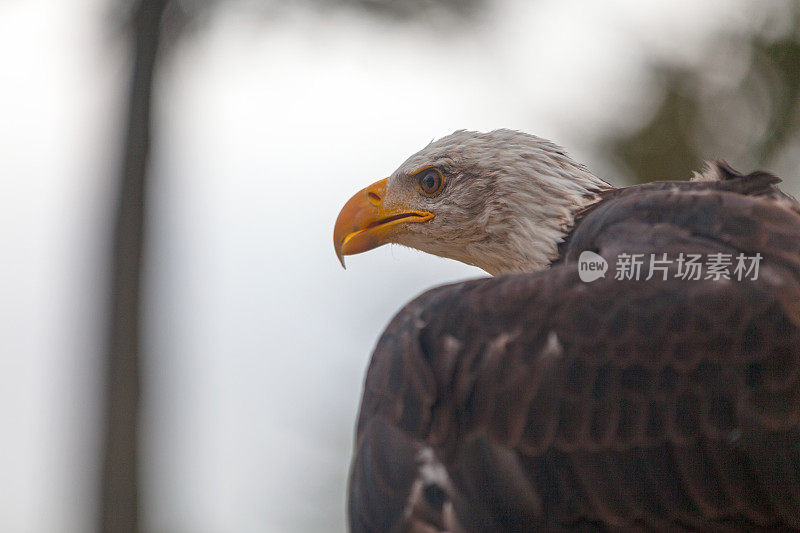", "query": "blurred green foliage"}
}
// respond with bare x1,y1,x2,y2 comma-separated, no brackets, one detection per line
608,2,800,184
